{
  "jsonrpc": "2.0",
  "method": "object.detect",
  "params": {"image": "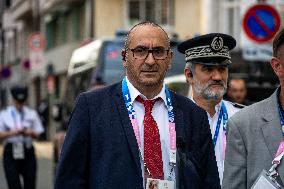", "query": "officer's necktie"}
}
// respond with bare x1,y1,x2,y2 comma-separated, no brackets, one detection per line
136,95,164,179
